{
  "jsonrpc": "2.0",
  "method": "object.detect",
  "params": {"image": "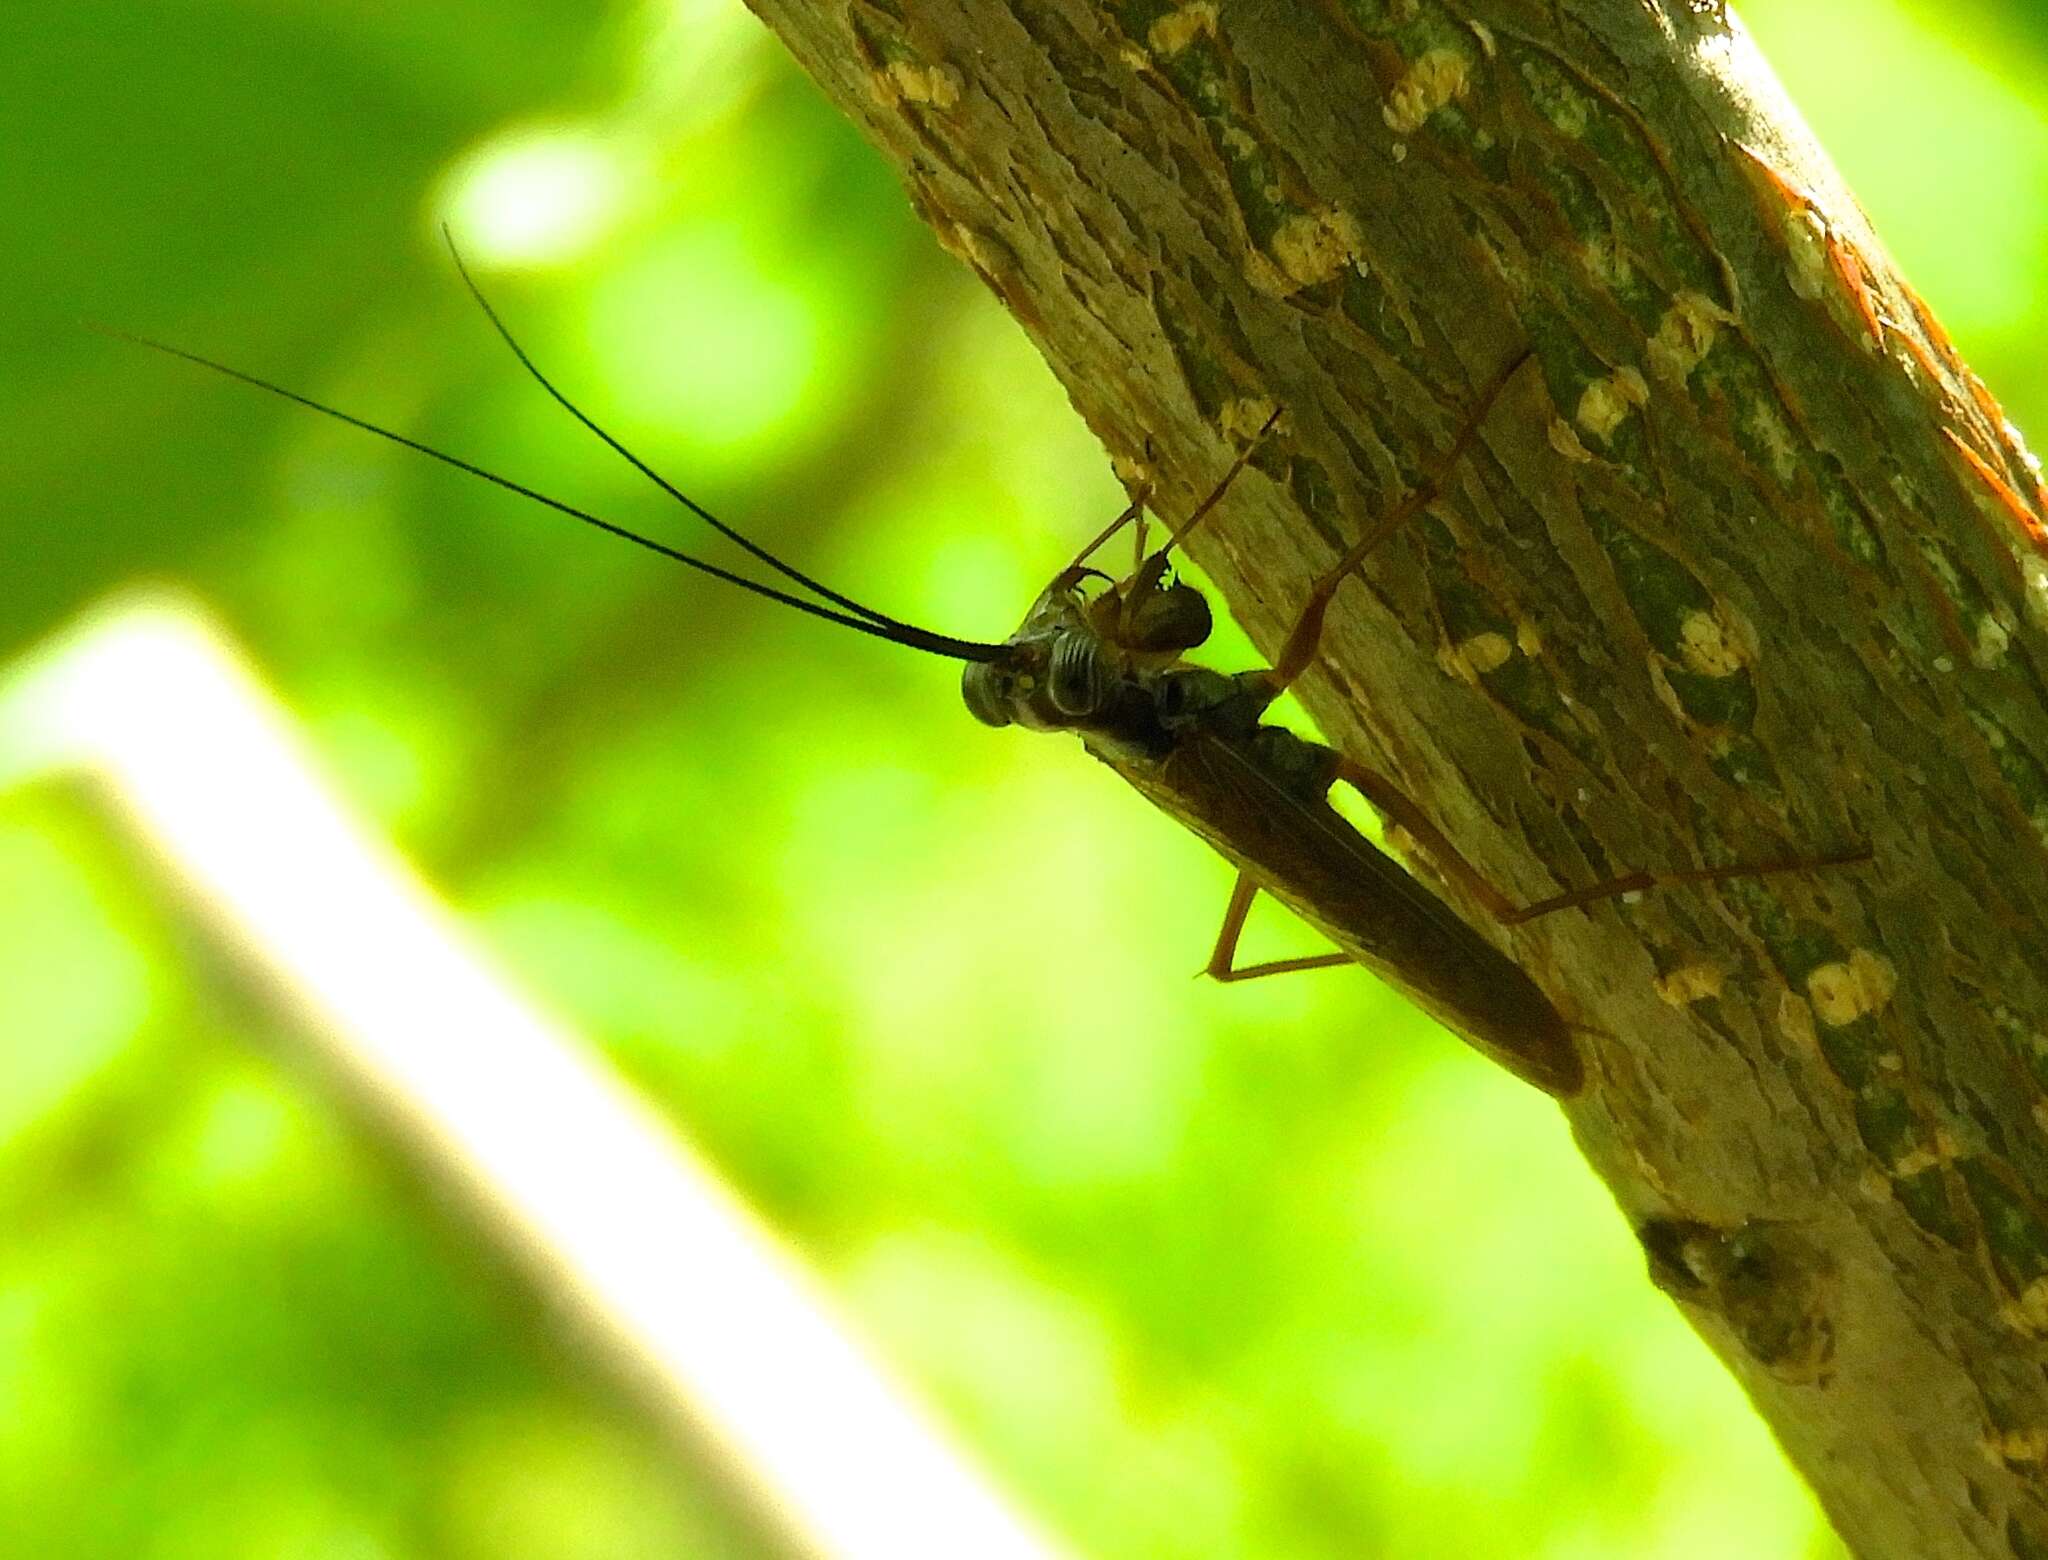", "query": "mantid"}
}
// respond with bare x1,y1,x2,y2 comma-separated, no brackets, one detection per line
106,240,1868,1098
